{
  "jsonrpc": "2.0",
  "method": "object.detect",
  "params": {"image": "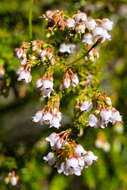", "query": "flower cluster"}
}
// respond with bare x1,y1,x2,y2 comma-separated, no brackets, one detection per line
87,108,122,128
63,69,79,89
44,10,113,63
33,97,62,129
44,10,66,30
36,73,53,98
5,171,19,186
15,9,122,176
43,132,98,176
76,94,122,129
15,41,56,83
